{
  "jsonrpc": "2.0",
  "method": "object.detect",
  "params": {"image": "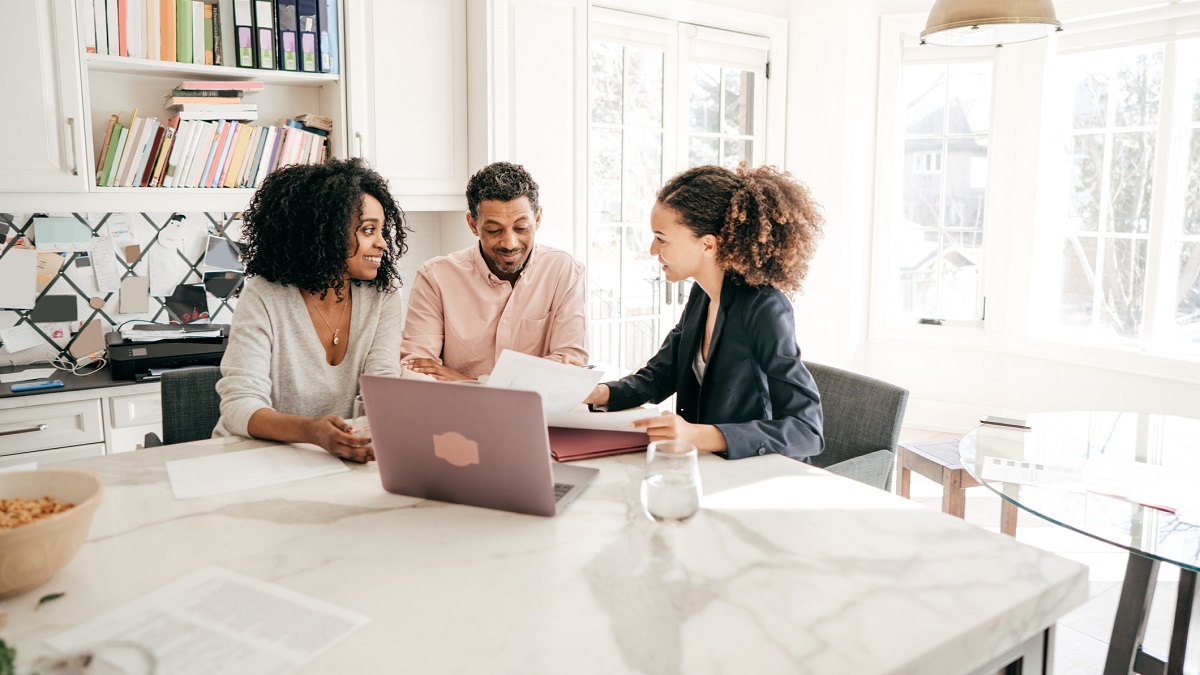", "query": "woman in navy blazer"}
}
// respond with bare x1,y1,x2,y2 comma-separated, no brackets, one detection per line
584,164,825,462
